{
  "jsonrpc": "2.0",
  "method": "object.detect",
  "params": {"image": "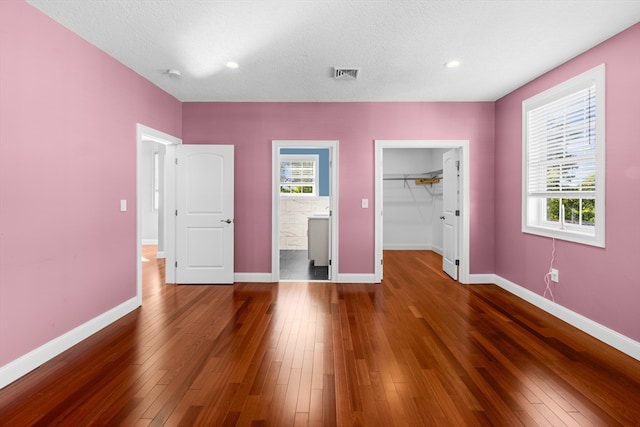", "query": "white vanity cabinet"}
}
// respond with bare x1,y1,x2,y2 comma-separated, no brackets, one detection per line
307,216,329,266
